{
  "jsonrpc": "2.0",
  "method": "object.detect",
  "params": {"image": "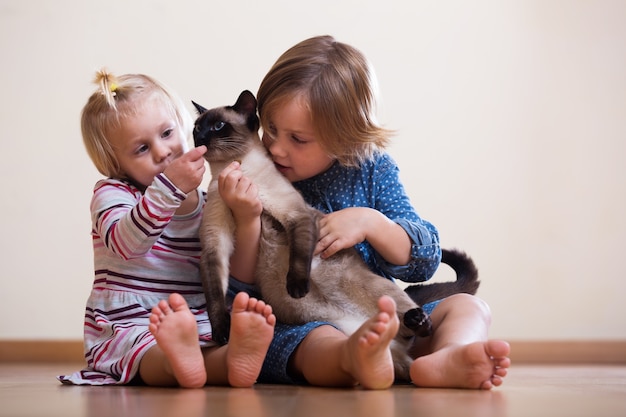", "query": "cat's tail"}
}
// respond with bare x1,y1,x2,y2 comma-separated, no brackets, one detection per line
404,248,480,306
